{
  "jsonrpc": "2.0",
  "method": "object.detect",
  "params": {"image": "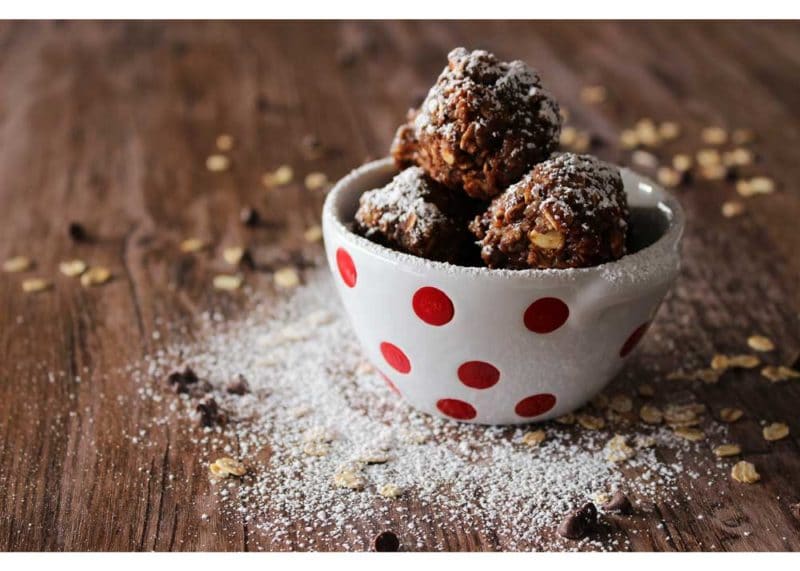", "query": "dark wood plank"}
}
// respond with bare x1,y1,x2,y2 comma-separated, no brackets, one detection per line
0,21,798,551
